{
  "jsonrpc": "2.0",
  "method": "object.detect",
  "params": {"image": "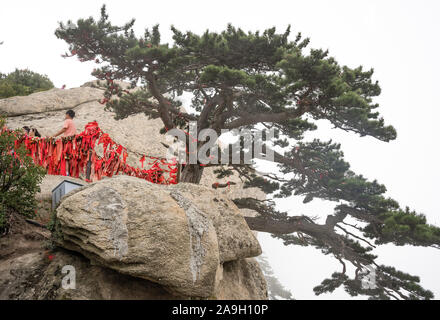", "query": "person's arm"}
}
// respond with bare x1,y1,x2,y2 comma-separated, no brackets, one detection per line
53,120,69,137
53,127,66,137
